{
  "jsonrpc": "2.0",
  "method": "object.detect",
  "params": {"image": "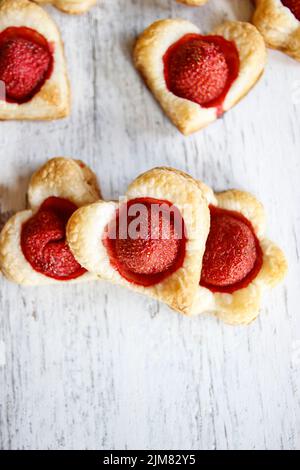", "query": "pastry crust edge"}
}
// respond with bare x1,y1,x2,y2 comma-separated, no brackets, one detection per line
176,0,208,6
34,0,96,15
252,0,300,61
